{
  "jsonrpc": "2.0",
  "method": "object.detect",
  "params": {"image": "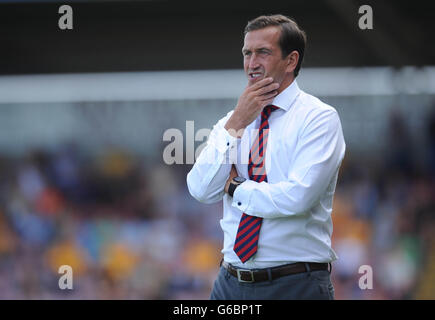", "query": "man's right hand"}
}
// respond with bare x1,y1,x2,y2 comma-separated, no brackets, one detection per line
224,77,279,137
